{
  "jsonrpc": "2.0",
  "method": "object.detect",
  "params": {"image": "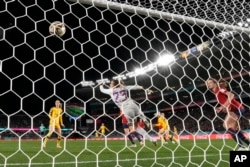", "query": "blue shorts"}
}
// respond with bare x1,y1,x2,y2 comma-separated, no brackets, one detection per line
122,123,129,129
235,108,246,117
